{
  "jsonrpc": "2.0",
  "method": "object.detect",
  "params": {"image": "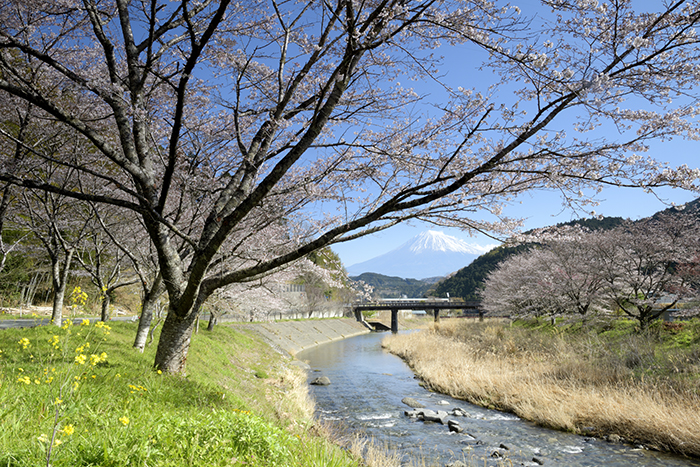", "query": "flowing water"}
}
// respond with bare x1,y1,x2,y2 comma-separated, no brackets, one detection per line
297,331,700,467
